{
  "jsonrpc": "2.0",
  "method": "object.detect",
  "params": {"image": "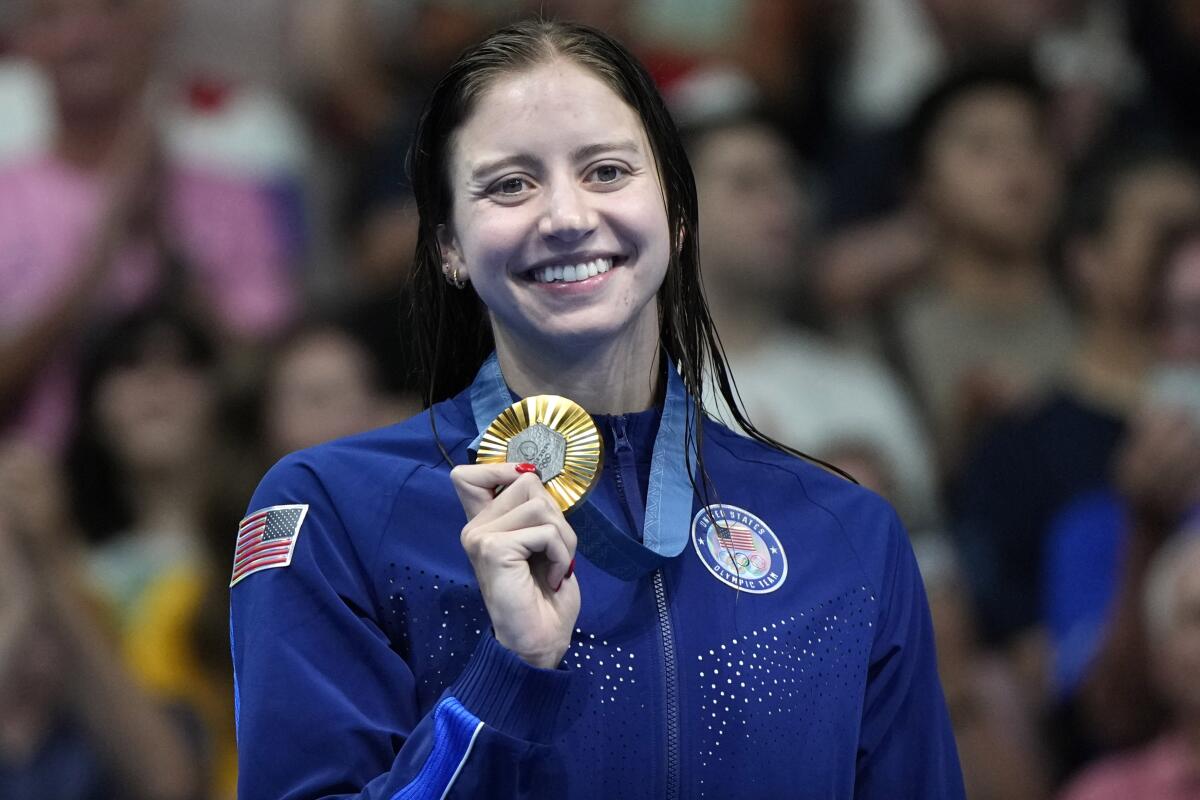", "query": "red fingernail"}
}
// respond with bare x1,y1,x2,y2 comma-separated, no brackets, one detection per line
515,462,539,475
554,561,576,593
